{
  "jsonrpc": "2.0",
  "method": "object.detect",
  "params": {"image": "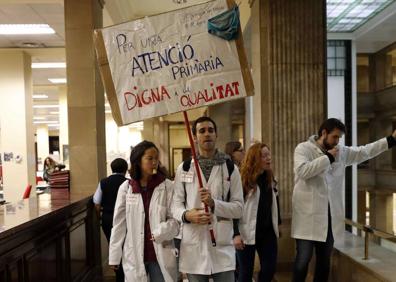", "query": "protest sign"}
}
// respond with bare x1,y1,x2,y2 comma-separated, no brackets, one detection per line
94,0,253,126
